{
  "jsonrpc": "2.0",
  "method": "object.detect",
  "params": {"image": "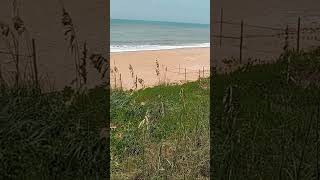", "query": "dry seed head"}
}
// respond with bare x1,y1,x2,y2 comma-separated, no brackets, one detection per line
138,78,145,87
138,110,150,129
129,64,134,78
79,41,88,84
62,8,73,26
114,66,118,73
134,75,138,88
61,8,76,49
12,16,25,35
0,22,10,37
156,69,160,76
138,78,144,84
90,53,109,79
155,59,161,76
